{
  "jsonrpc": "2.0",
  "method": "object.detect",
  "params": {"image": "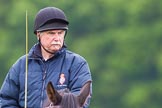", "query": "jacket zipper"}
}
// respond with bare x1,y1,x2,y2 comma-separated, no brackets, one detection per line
31,58,47,108
40,60,47,108
40,70,47,107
